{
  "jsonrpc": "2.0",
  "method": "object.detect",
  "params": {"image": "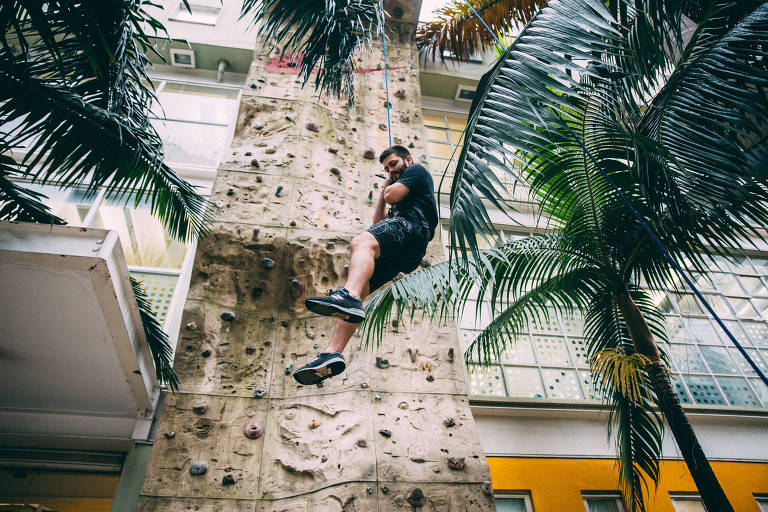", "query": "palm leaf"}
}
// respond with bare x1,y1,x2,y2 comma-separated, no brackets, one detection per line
416,0,544,62
240,0,381,107
0,144,63,224
0,0,211,242
131,276,179,391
